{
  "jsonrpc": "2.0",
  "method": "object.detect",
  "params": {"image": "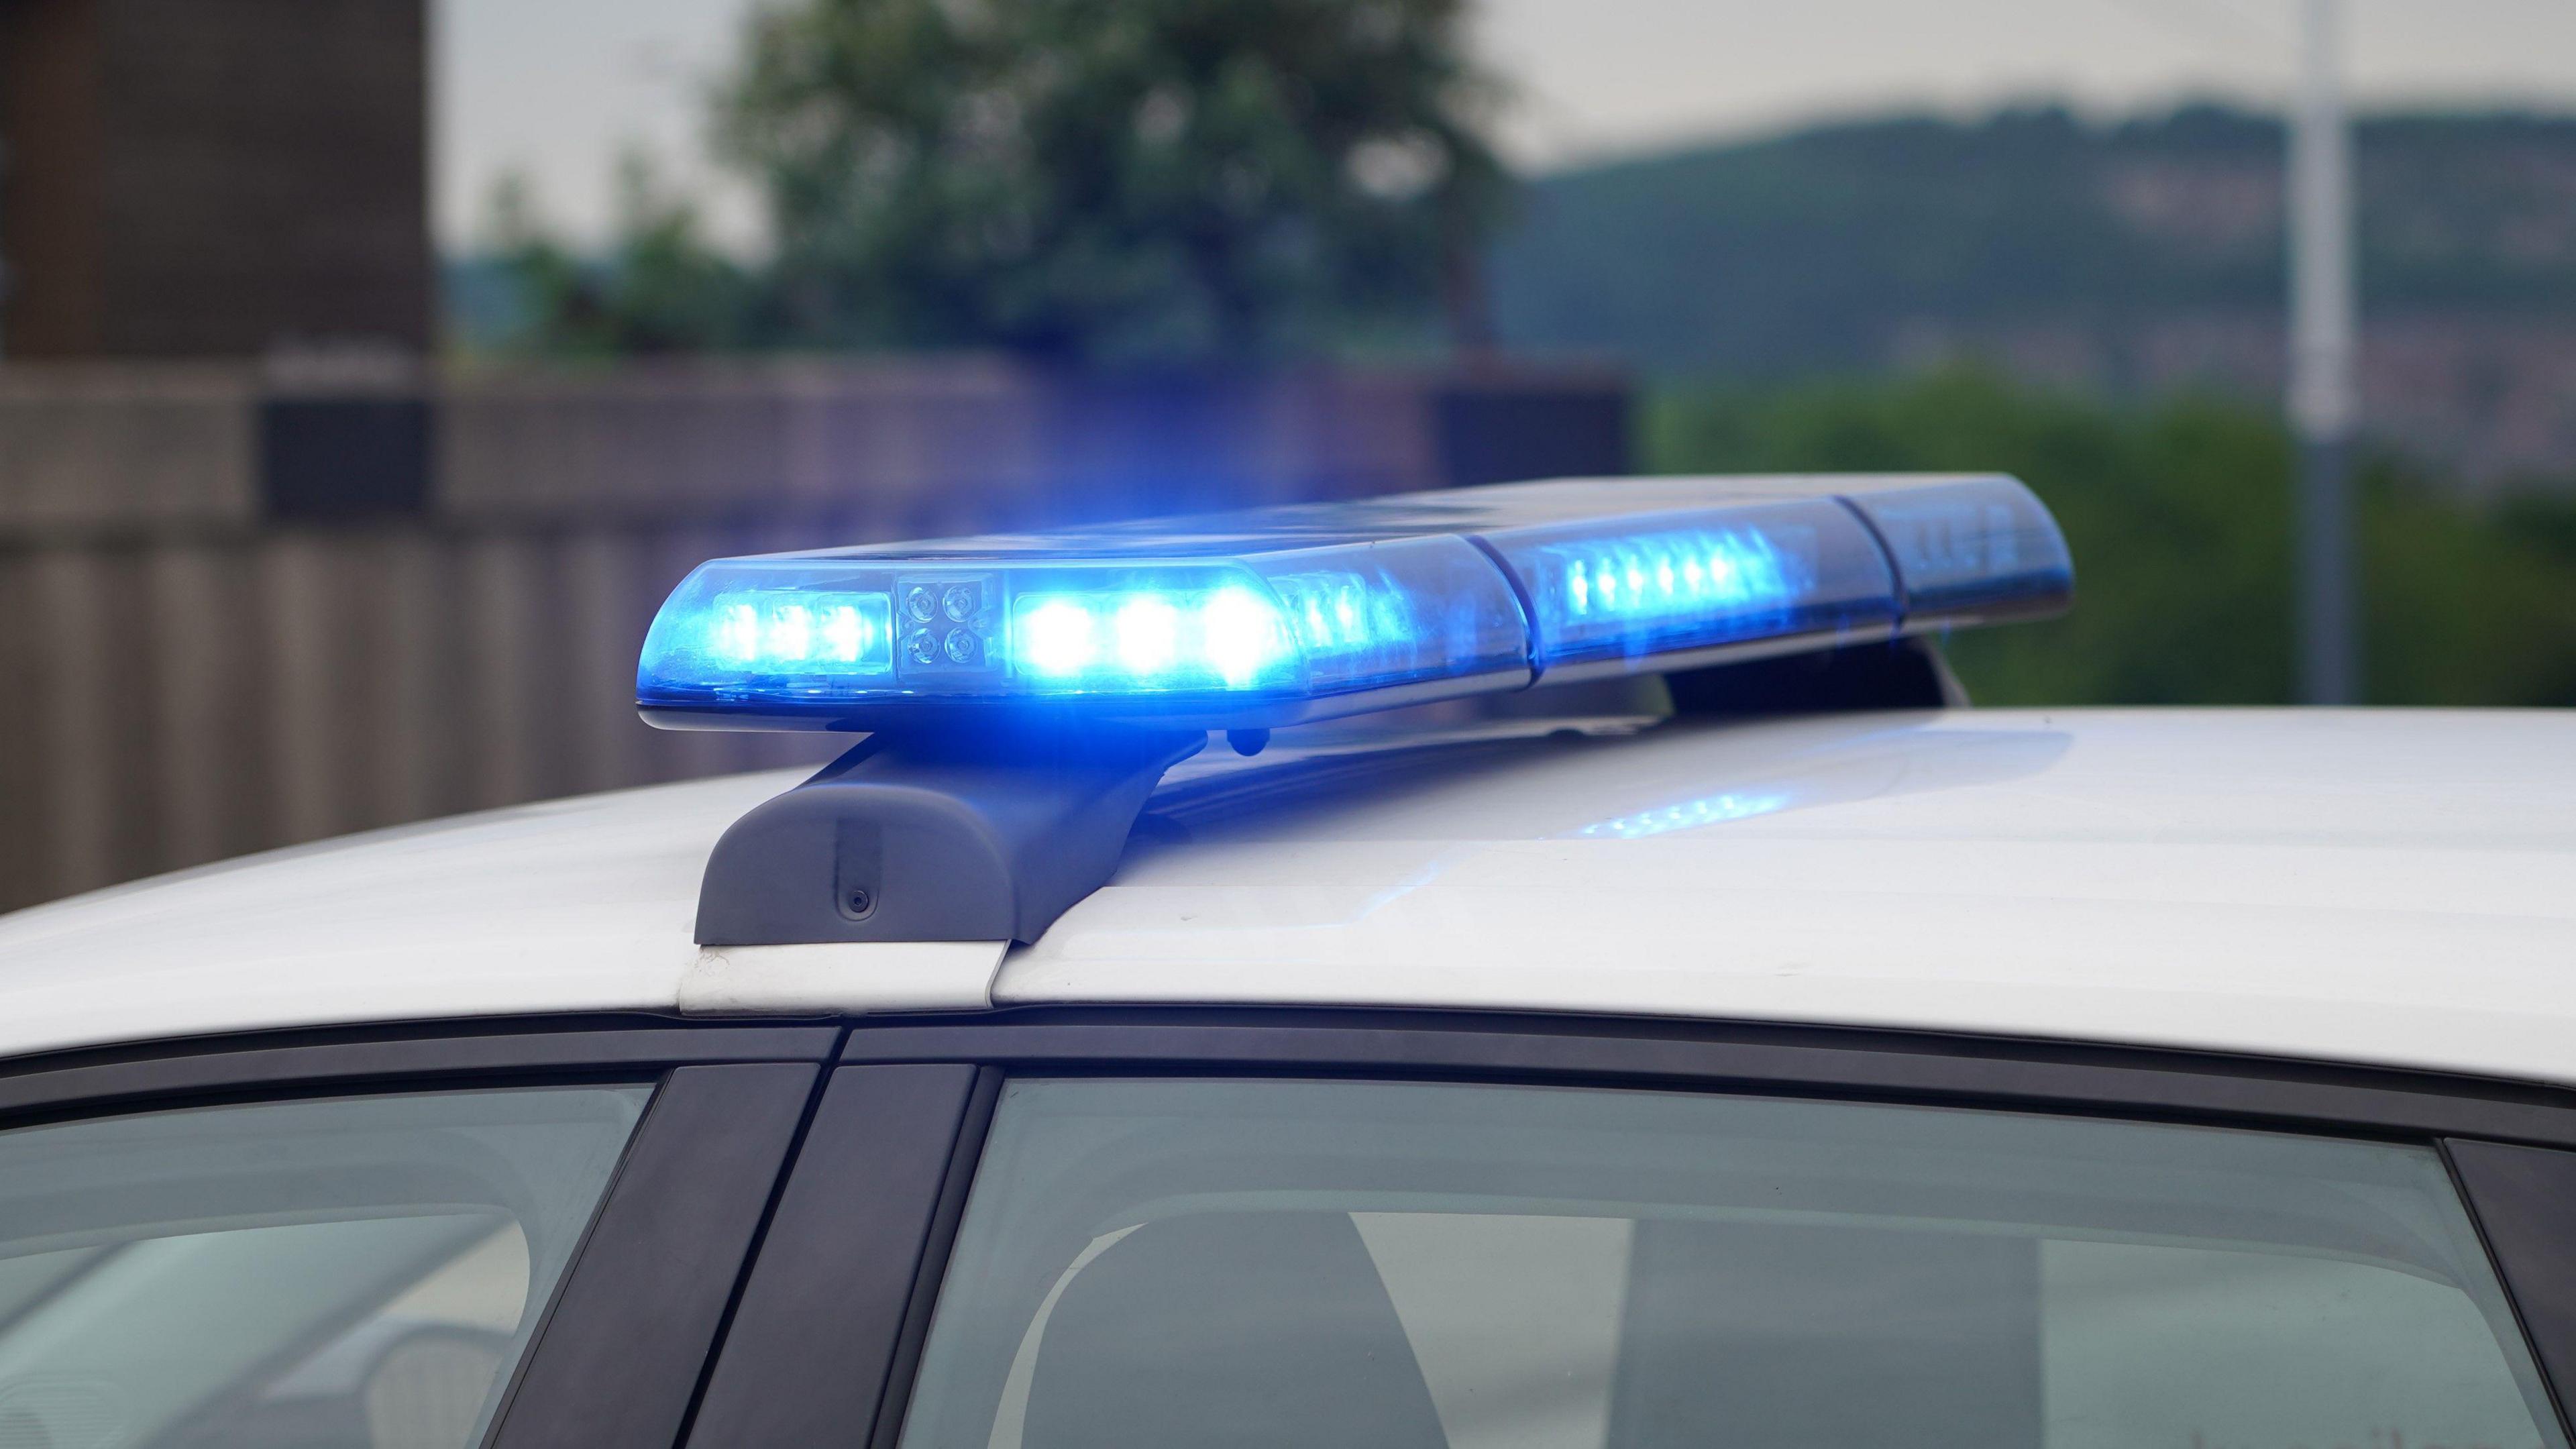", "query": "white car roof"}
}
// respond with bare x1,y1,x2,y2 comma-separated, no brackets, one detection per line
1,706,2573,1087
